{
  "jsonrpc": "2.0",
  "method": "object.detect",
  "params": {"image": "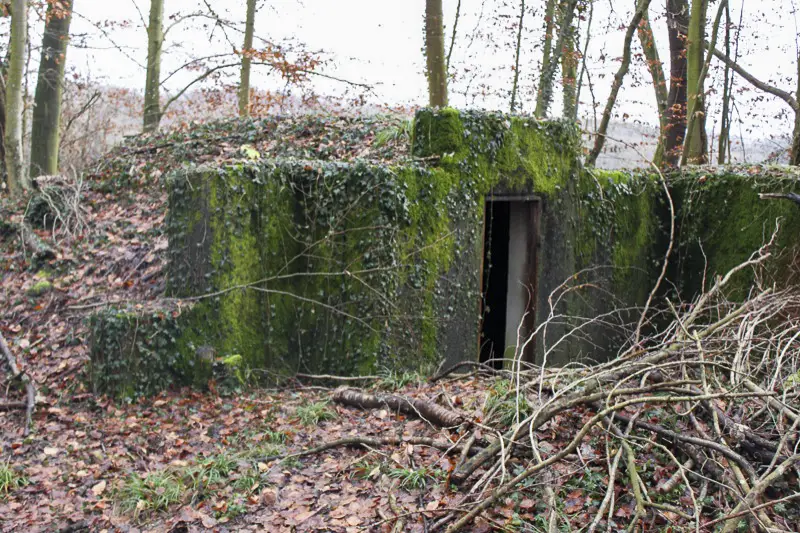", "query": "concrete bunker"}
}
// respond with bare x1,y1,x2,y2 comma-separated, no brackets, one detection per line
88,109,800,398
